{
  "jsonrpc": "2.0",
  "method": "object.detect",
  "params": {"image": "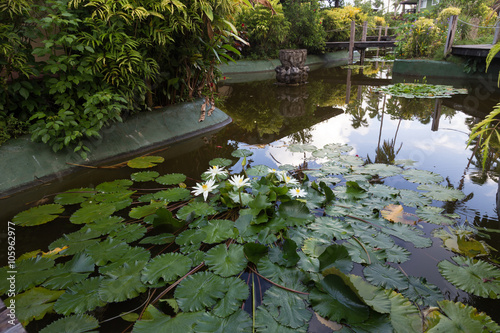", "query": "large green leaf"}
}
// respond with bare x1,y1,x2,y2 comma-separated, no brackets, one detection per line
156,173,187,185
8,287,64,326
363,264,408,291
85,238,131,266
39,314,99,333
139,233,175,245
12,204,64,226
177,201,217,219
127,156,164,168
98,261,148,302
141,253,192,285
42,253,95,289
386,290,422,333
433,228,489,257
70,203,116,224
175,229,207,246
268,239,300,268
288,143,317,152
356,163,402,177
318,244,353,274
417,184,465,201
401,276,443,308
367,184,399,199
438,256,500,298
426,300,500,332
1,257,55,293
382,223,432,248
243,243,268,264
231,149,253,157
98,246,150,275
54,277,106,315
133,310,204,333
86,216,124,235
93,190,134,211
247,165,272,176
402,169,443,184
195,310,252,332
174,271,226,311
301,237,329,258
205,244,248,277
398,189,432,207
308,216,353,240
49,227,101,255
209,158,233,167
255,306,307,333
348,275,391,314
200,219,238,244
153,188,191,202
129,201,166,219
416,206,455,225
262,286,311,329
95,179,133,193
109,223,146,242
212,277,250,318
54,188,95,205
310,274,370,324
277,200,313,226
131,171,159,182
